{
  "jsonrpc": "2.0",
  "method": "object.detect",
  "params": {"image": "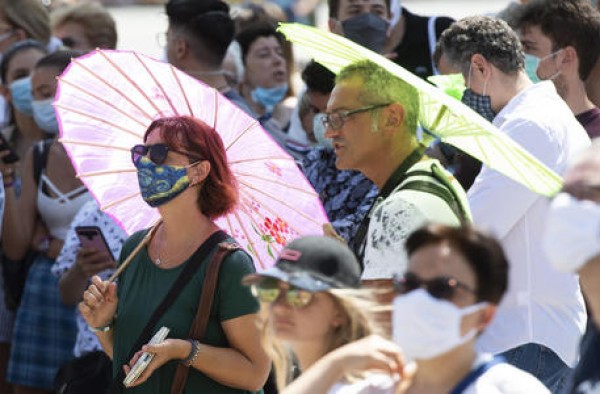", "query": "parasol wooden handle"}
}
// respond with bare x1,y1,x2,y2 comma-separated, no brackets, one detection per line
108,219,162,283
